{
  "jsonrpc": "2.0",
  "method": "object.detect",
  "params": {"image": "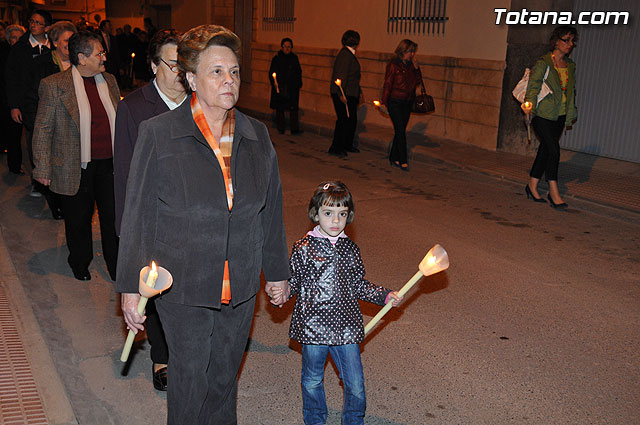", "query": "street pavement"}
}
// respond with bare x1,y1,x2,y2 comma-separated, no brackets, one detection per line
1,112,639,424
